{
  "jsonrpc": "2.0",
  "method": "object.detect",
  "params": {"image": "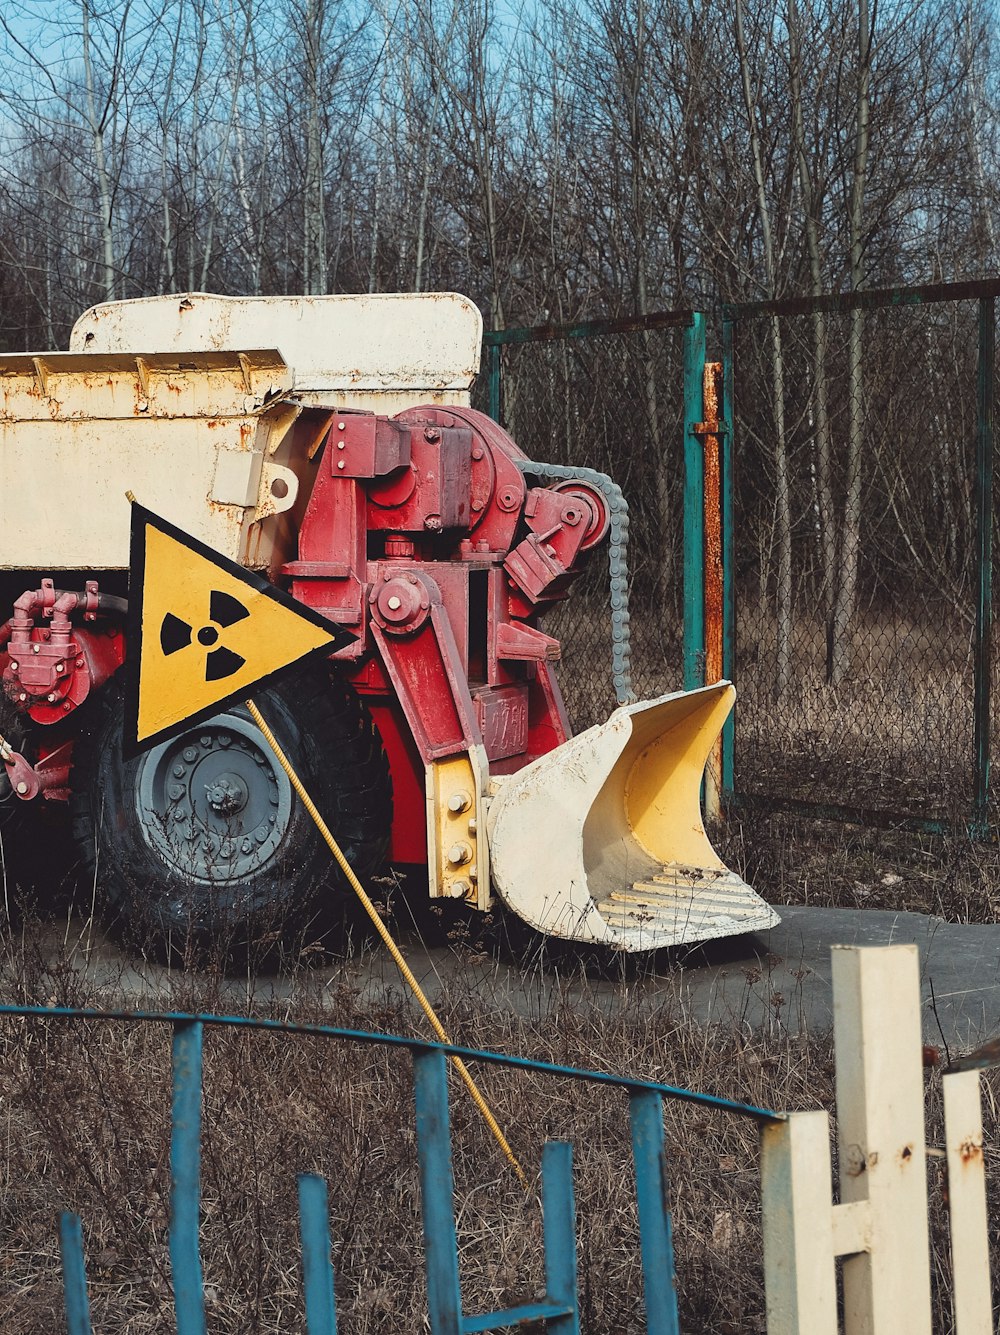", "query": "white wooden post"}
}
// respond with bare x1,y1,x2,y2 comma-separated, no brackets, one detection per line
760,1110,838,1335
832,944,932,1335
943,1068,993,1332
